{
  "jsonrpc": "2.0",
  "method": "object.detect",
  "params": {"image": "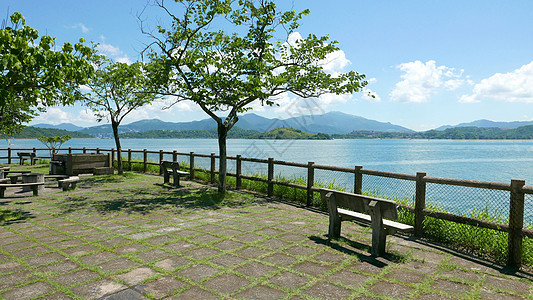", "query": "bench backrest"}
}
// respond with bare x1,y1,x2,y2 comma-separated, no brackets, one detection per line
17,152,35,157
320,188,399,220
161,161,180,170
